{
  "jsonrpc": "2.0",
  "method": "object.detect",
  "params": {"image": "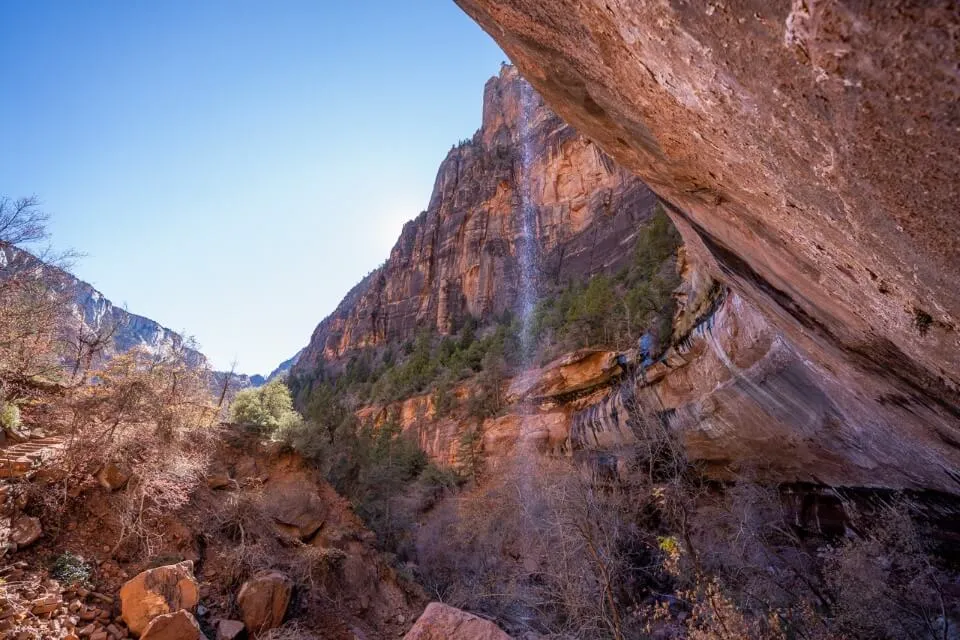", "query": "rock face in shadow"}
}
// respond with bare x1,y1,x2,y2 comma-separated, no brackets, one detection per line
294,66,658,374
456,0,960,491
